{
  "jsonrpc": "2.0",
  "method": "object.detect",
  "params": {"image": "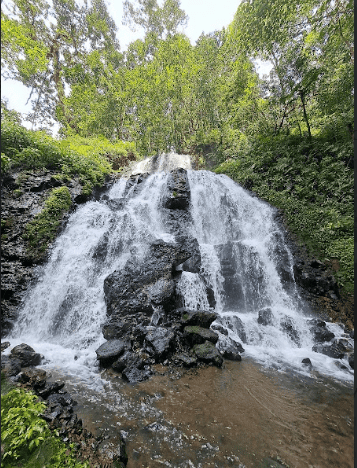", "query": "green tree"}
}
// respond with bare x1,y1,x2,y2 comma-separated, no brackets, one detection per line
1,0,119,128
